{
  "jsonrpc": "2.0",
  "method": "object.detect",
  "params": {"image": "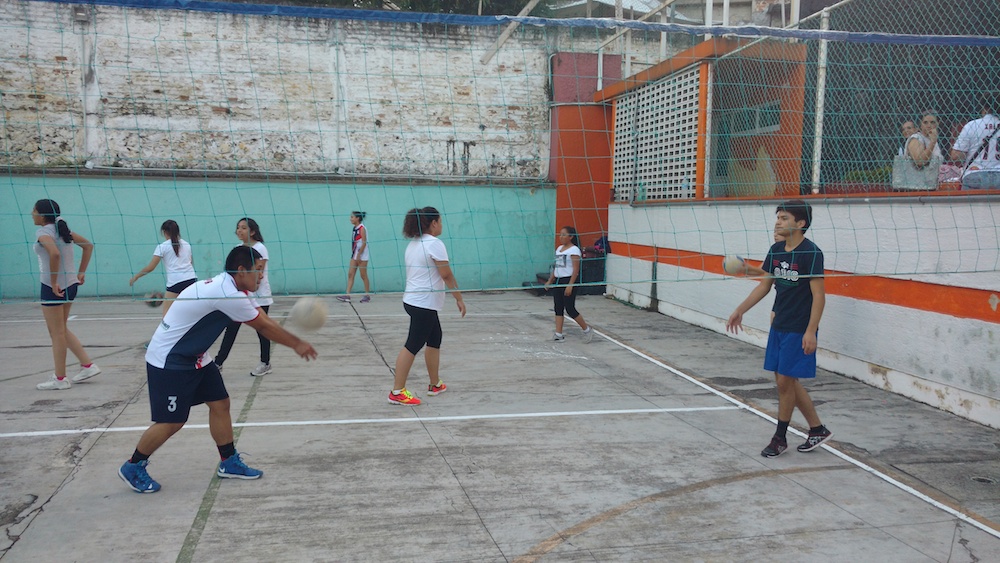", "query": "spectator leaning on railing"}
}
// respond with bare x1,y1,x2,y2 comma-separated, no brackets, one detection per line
950,93,1000,190
892,110,944,191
